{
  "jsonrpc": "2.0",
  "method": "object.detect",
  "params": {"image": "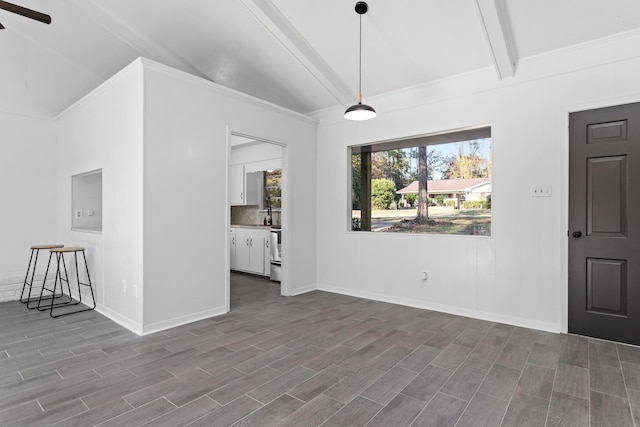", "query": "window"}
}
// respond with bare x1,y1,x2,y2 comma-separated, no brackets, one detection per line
72,169,102,232
350,127,492,235
264,169,282,209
